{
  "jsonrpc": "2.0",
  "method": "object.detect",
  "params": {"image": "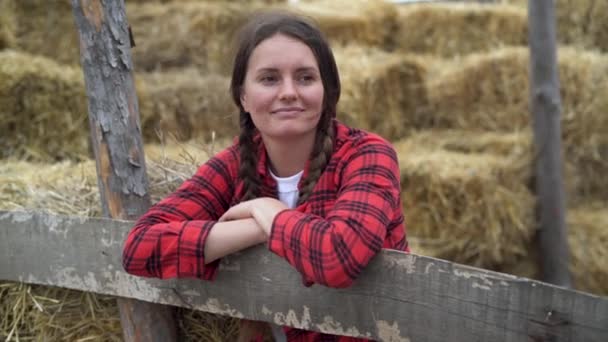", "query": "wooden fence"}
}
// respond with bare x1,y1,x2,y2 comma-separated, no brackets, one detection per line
1,210,606,341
